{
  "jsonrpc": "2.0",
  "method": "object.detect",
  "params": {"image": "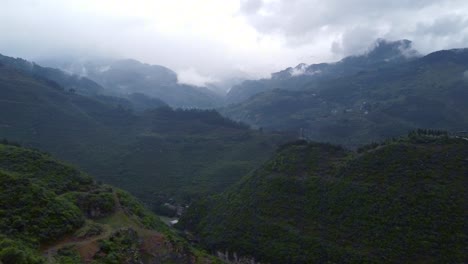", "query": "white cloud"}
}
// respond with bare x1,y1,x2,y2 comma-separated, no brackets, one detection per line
240,0,468,57
0,0,468,81
463,70,468,80
177,68,218,87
